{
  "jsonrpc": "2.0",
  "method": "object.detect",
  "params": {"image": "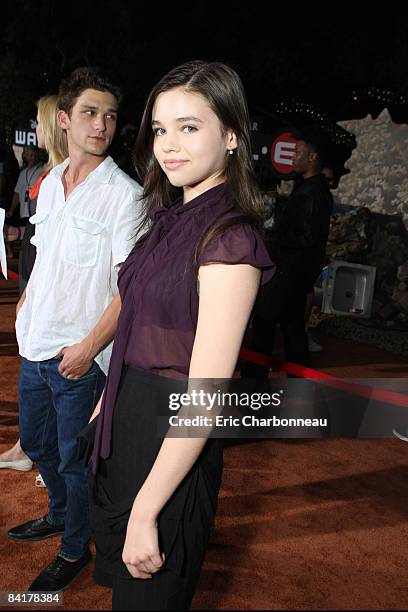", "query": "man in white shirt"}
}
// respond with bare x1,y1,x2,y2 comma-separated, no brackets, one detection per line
7,67,143,593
